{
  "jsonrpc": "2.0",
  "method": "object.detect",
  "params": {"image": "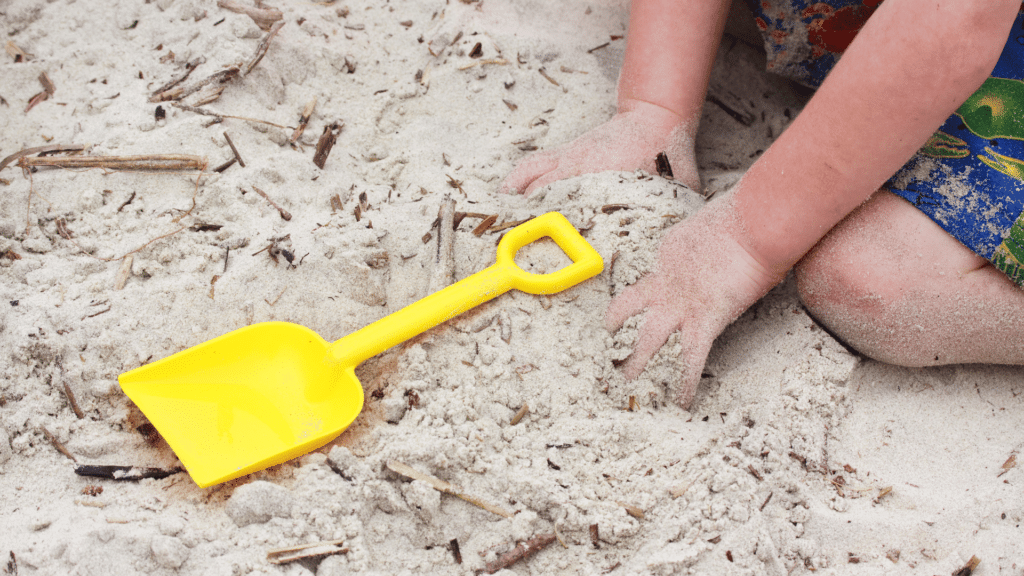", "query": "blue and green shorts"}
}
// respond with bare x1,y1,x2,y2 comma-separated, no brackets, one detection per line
746,1,1024,286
